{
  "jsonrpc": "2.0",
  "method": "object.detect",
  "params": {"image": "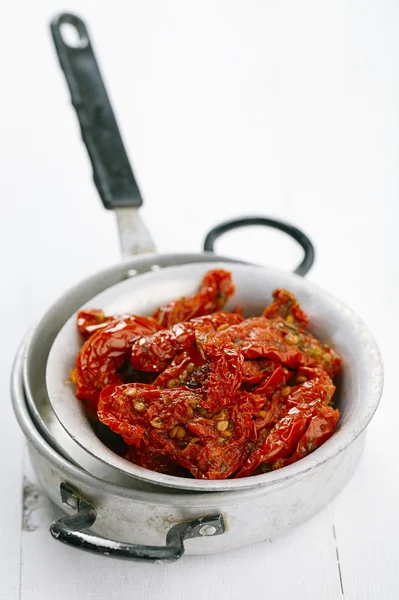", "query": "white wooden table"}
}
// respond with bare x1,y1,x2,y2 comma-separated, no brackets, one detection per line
1,1,397,598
